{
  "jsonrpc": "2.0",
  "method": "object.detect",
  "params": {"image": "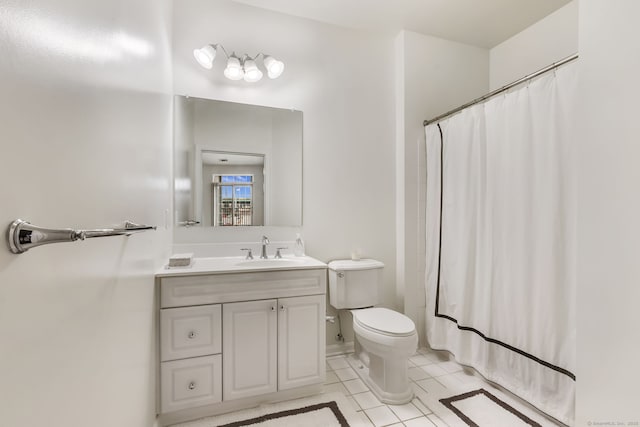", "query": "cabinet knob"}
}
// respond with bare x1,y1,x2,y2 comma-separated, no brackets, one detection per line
271,306,275,311
188,381,196,390
188,331,197,339
280,305,285,312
